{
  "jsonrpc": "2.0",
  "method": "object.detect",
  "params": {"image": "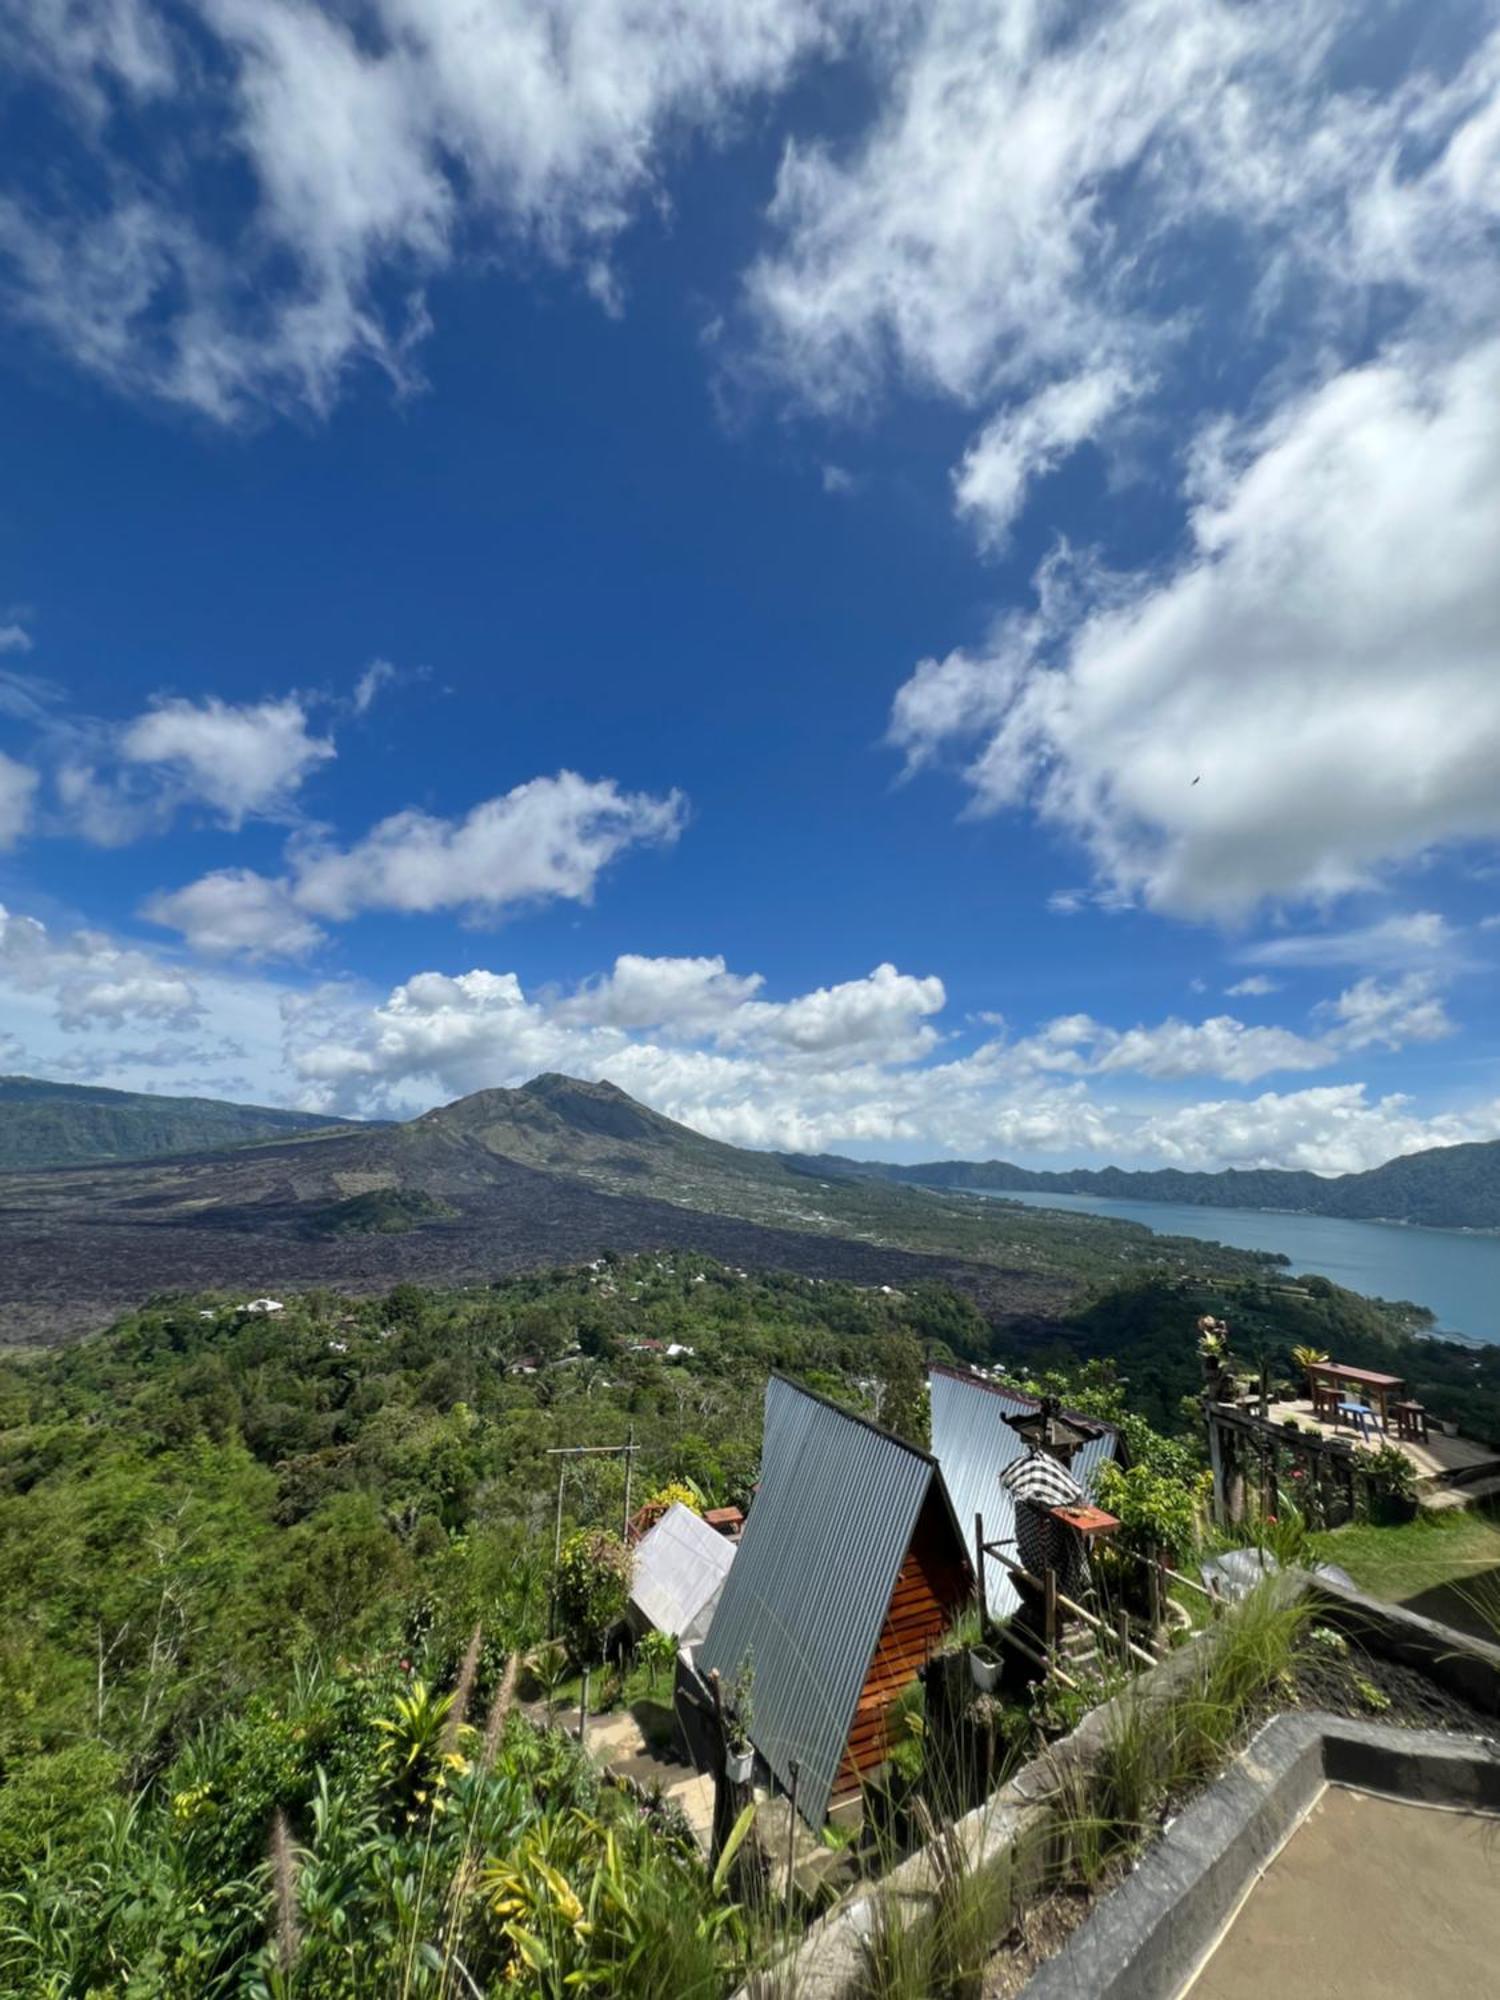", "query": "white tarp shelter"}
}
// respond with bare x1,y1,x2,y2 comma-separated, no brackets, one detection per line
629,1502,735,1647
